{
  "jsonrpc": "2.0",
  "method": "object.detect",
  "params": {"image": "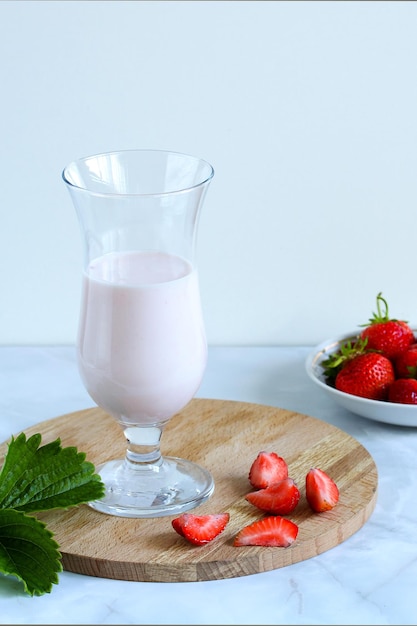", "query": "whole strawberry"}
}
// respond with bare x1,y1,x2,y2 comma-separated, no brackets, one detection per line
359,293,414,360
388,379,417,405
321,336,394,400
394,343,417,379
335,351,395,400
